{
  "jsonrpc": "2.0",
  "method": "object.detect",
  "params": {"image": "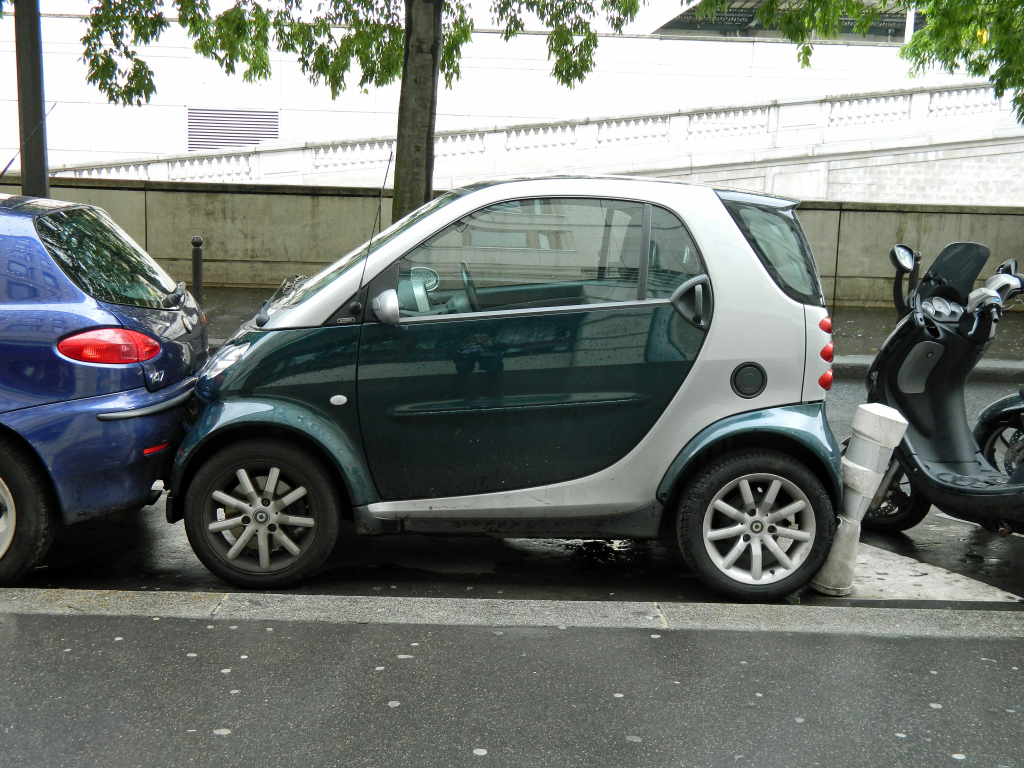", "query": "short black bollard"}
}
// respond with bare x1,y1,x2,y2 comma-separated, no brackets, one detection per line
191,236,204,307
